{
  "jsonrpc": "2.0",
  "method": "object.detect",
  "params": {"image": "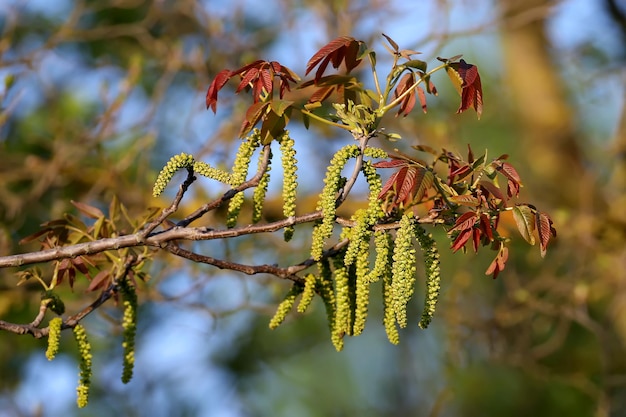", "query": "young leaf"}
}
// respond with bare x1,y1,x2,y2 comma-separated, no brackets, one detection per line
486,246,509,279
306,37,364,82
206,69,233,113
71,200,104,220
512,204,536,245
537,211,557,257
446,59,483,119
